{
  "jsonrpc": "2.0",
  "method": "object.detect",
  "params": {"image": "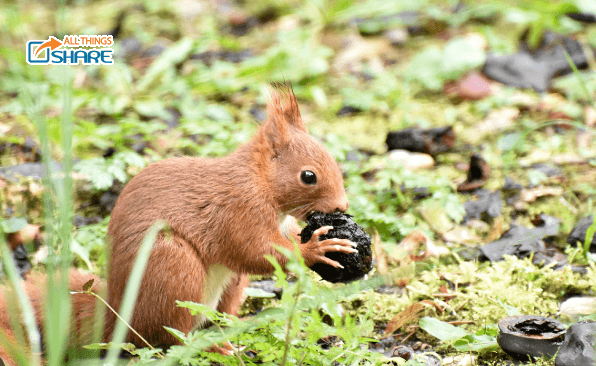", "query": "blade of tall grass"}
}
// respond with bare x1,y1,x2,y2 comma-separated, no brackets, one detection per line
17,67,75,365
563,48,596,110
104,220,167,364
584,216,596,260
